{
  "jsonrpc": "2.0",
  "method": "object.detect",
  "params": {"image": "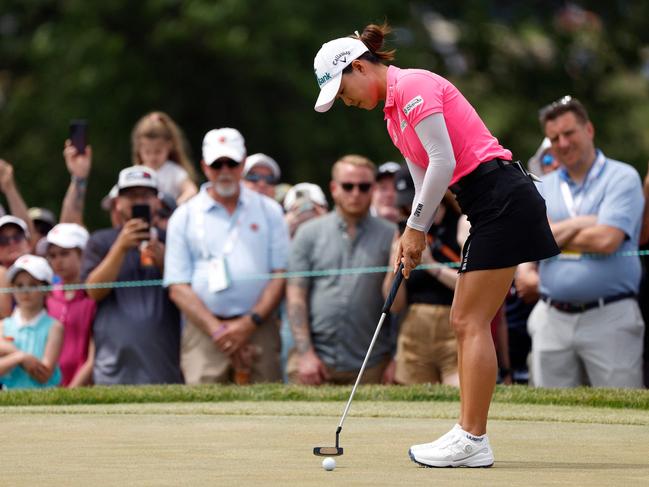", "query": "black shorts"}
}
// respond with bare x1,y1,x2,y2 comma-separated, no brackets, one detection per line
452,160,560,273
